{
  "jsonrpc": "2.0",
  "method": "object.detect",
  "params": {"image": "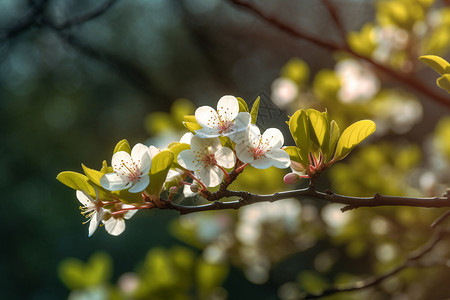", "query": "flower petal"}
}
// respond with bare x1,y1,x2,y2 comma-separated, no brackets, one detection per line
235,142,254,164
178,150,197,170
104,218,126,236
123,205,138,220
88,211,101,237
195,106,220,129
250,156,275,169
76,190,93,206
190,135,221,153
217,95,239,122
148,145,160,159
215,147,236,168
261,128,284,149
111,151,134,179
226,112,251,142
128,174,150,193
100,173,132,191
180,132,193,144
265,149,291,169
195,127,221,138
198,166,223,187
131,143,152,174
